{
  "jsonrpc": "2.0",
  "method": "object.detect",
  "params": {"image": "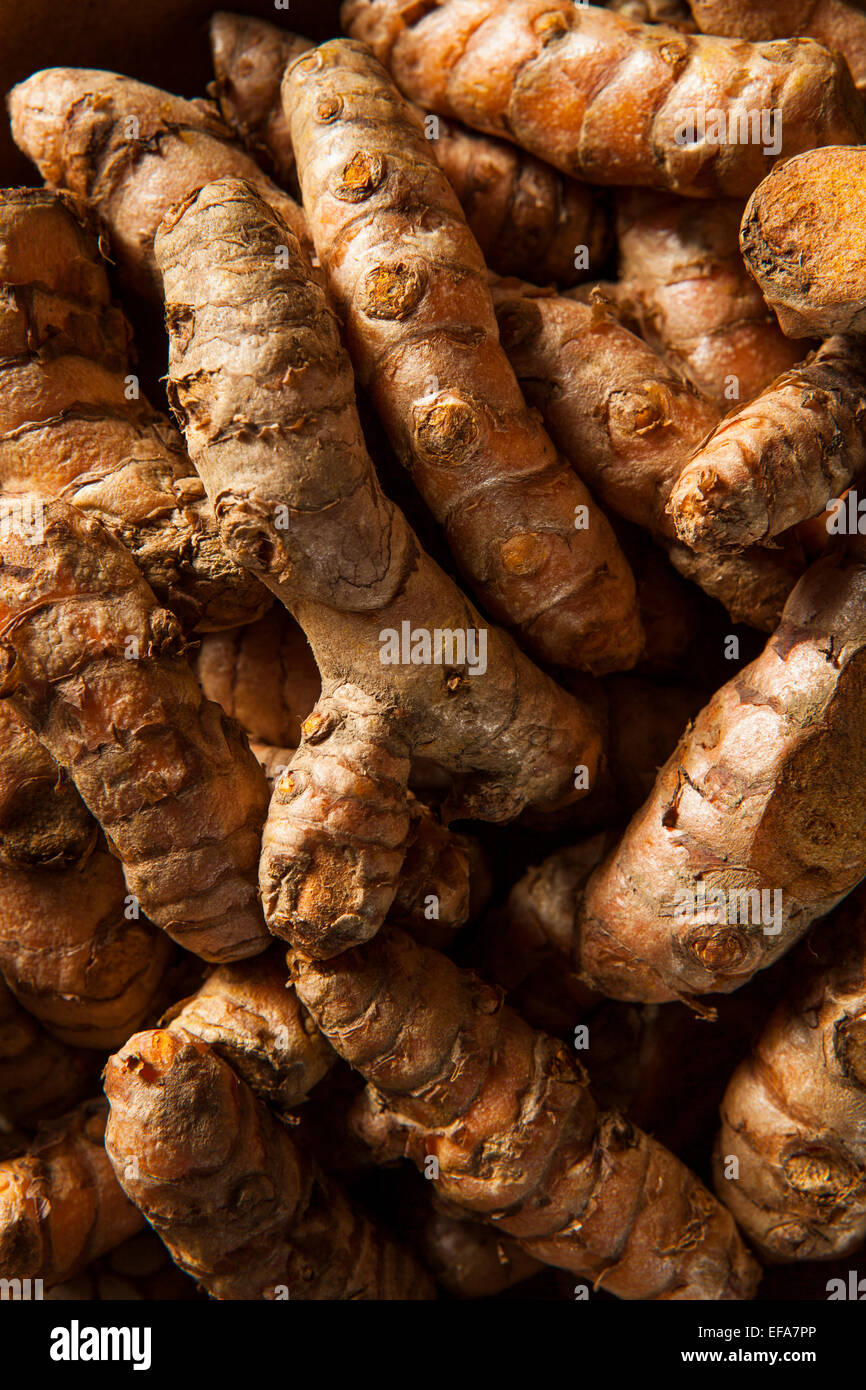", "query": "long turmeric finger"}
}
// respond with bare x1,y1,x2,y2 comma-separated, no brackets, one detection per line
343,0,866,197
